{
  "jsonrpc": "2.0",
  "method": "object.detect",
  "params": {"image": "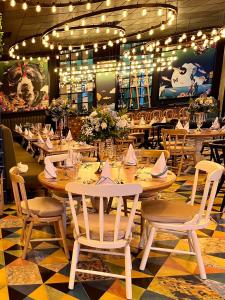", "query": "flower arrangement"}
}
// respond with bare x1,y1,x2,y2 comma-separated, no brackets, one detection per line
188,96,217,114
48,97,74,121
80,106,130,143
